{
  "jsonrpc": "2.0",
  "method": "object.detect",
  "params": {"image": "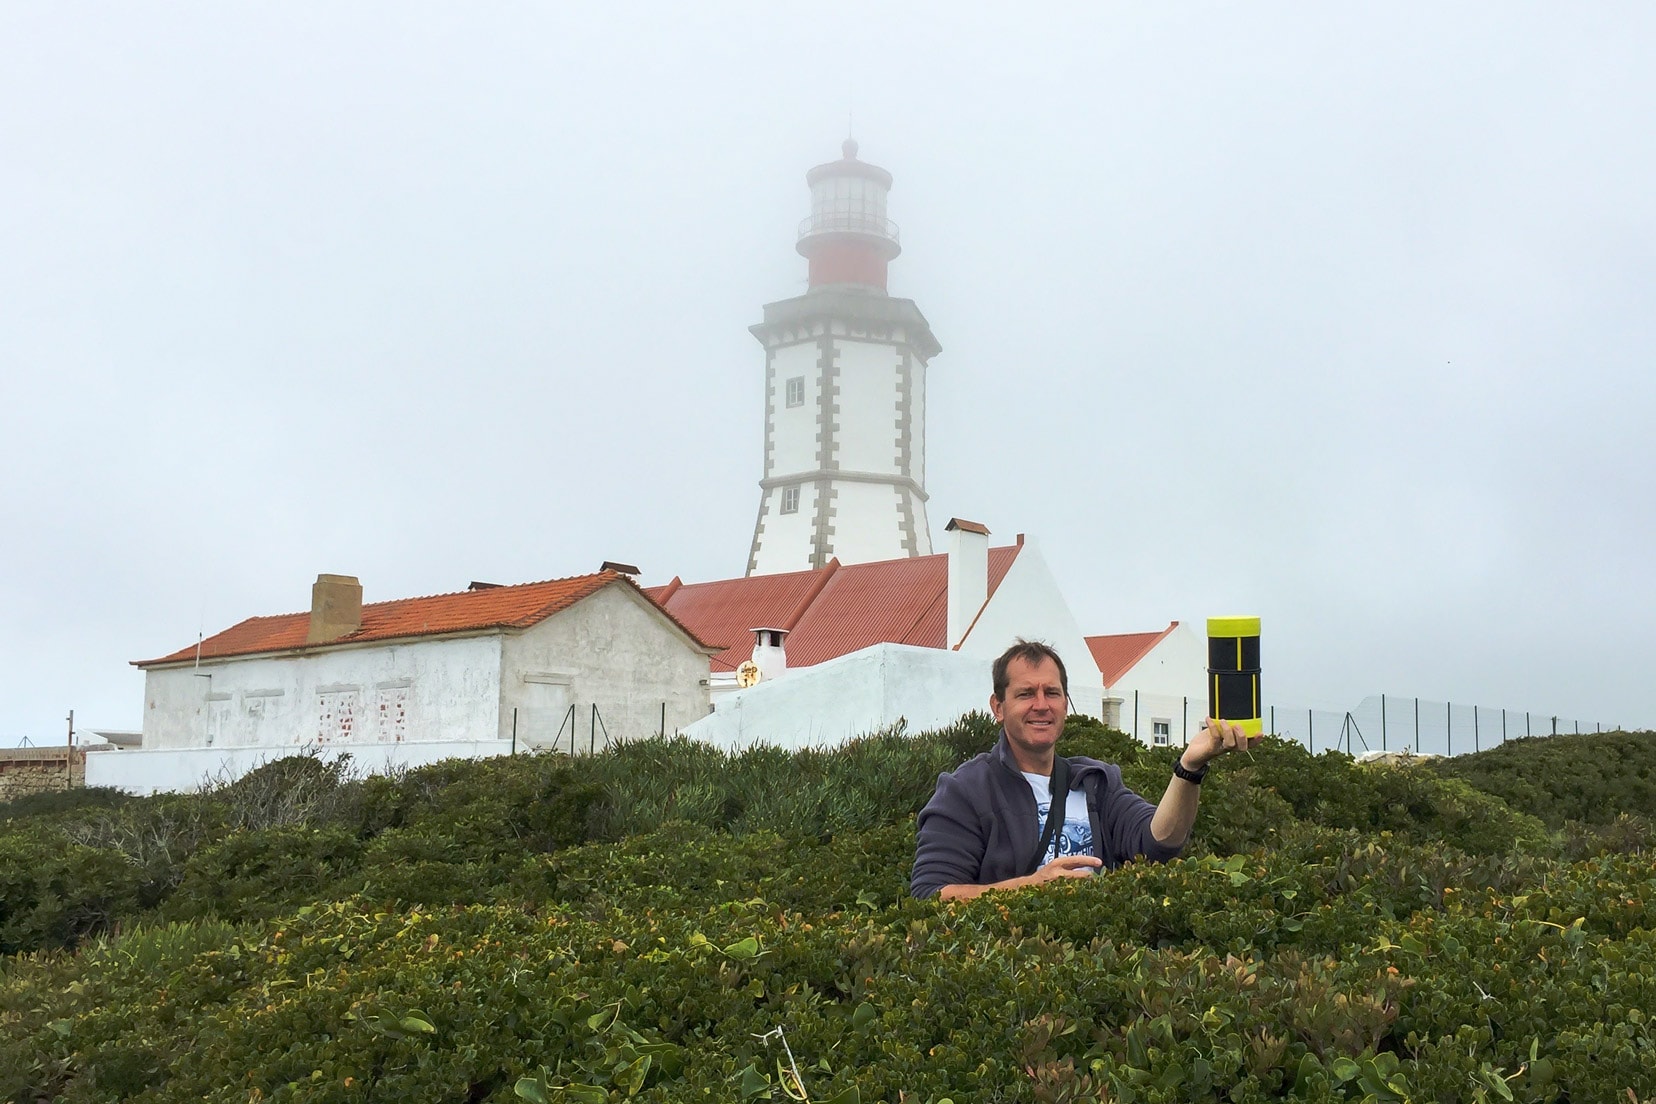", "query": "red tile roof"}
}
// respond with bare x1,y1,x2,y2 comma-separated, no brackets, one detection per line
645,545,1021,672
135,571,712,667
1085,622,1180,687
